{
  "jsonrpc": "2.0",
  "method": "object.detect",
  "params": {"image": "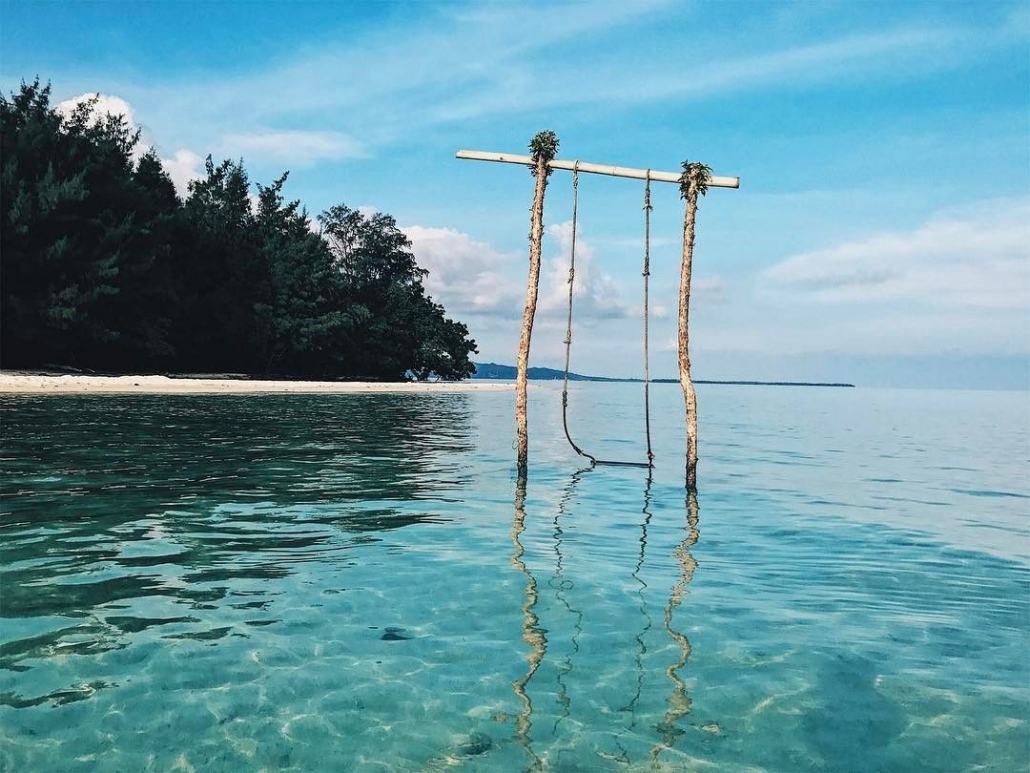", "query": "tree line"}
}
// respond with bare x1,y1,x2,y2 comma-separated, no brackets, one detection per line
0,79,477,380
